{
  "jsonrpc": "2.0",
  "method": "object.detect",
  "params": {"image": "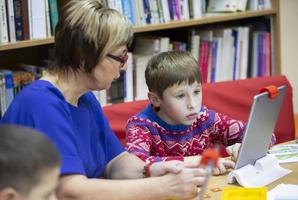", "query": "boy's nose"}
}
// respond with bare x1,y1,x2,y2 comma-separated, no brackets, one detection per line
187,104,194,110
187,97,197,109
49,194,58,200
